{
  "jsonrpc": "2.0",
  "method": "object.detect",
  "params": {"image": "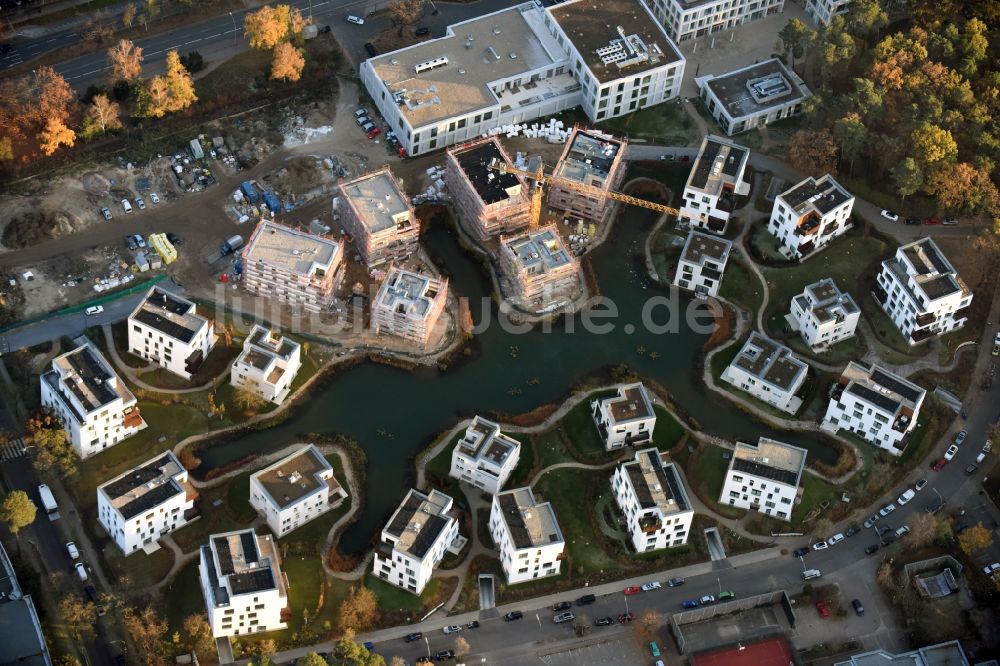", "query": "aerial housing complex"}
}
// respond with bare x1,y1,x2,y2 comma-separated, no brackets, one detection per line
548,128,626,222
127,286,216,380
647,0,785,42
249,444,347,537
672,230,732,298
678,134,750,235
230,325,302,405
489,486,565,584
498,224,581,306
445,138,530,239
720,333,808,414
720,438,806,521
696,58,811,135
611,448,693,552
449,416,521,494
767,175,854,260
337,168,419,267
359,0,683,157
371,267,448,347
